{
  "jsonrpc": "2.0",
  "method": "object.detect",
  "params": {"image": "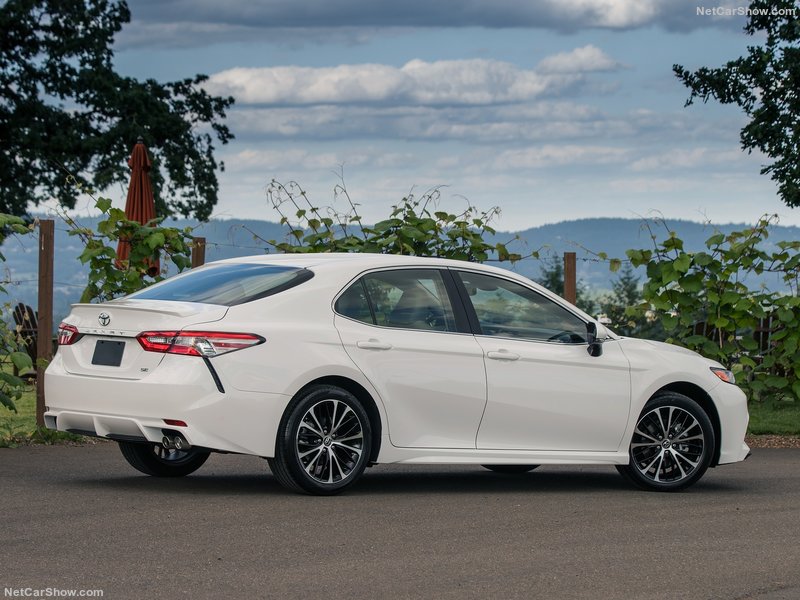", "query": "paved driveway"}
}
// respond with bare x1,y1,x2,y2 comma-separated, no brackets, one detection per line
2,443,799,599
